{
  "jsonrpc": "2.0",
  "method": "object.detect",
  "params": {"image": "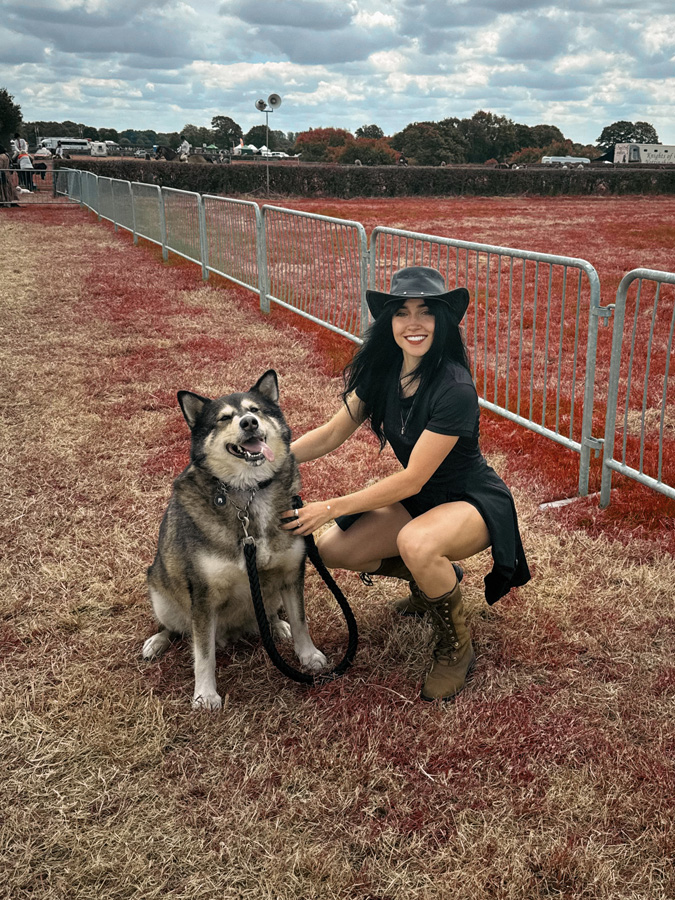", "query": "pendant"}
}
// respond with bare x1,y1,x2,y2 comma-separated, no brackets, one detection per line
214,491,227,508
